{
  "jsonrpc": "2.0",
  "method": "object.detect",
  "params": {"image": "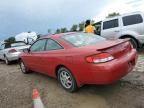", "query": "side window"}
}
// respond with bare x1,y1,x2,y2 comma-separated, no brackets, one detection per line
46,39,63,51
122,14,143,26
103,19,118,30
30,39,47,52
